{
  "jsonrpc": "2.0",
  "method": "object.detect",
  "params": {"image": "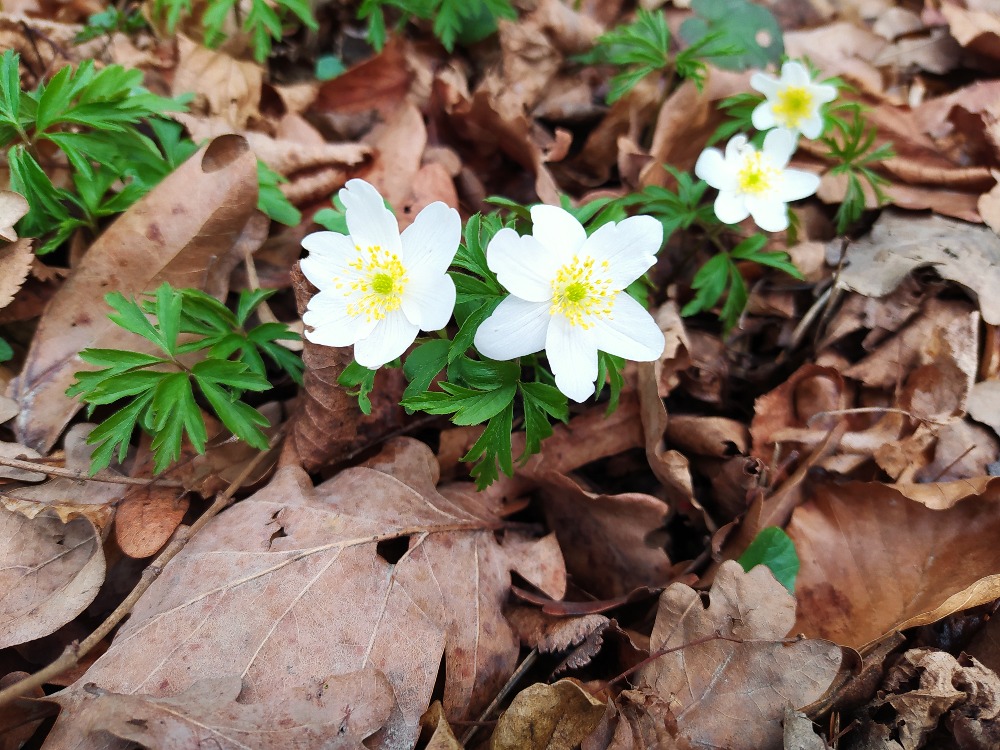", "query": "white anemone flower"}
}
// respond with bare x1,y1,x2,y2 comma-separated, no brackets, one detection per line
474,206,665,403
300,179,460,369
750,60,837,140
694,129,820,233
